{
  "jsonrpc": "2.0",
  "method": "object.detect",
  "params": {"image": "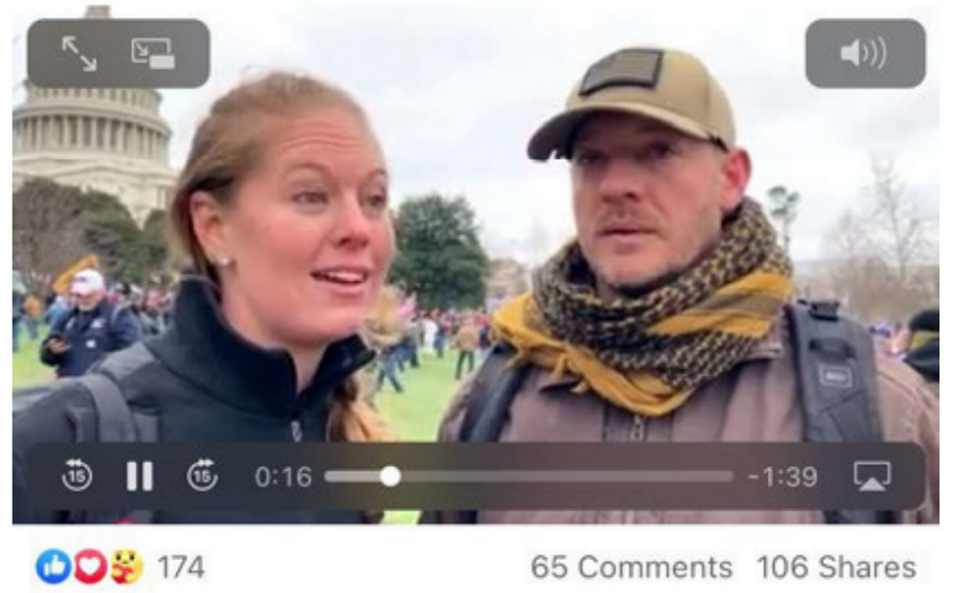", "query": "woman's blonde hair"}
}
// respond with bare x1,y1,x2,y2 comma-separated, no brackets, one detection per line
169,71,390,443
